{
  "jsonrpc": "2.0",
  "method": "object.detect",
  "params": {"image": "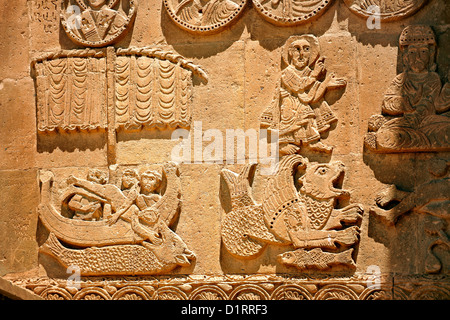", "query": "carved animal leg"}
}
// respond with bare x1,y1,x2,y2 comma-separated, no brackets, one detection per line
375,184,410,207
279,143,300,156
288,226,360,249
325,204,363,230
